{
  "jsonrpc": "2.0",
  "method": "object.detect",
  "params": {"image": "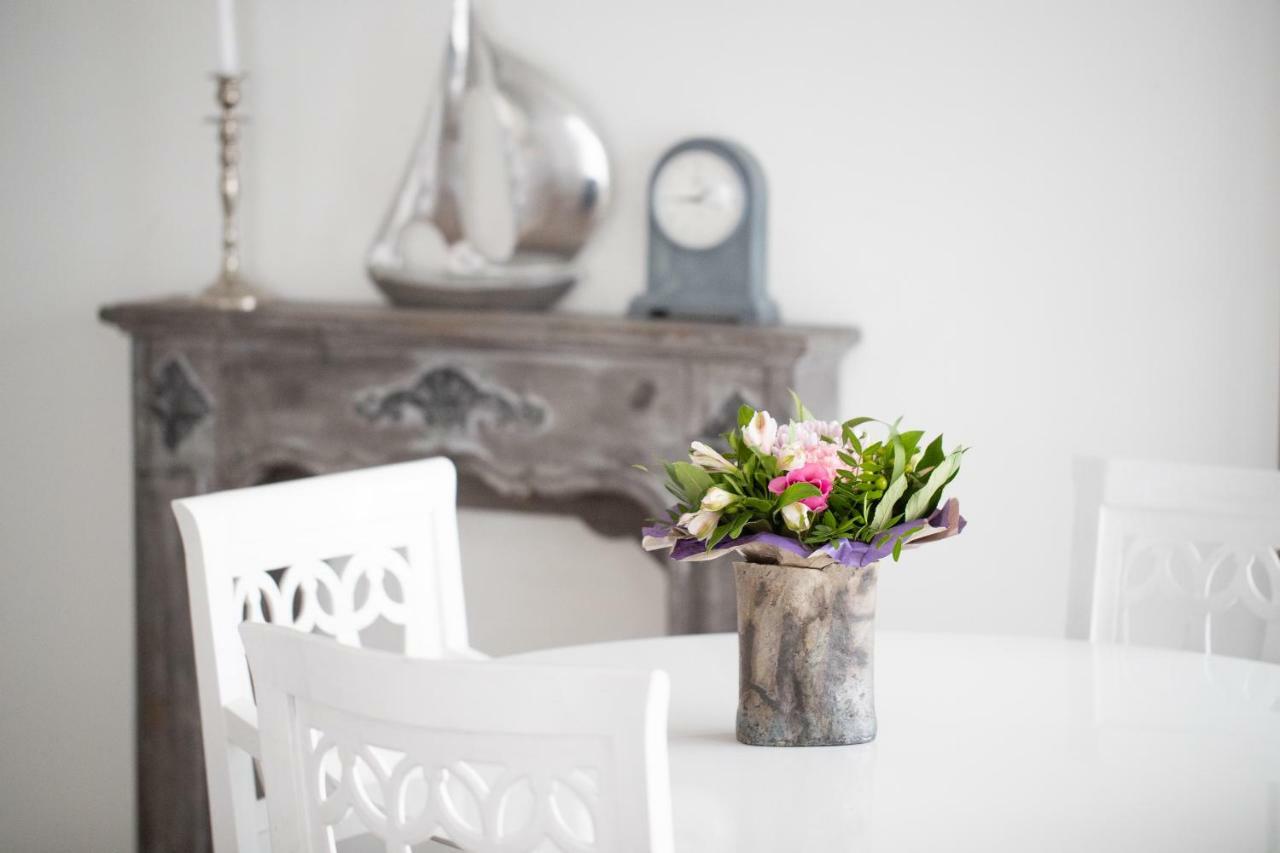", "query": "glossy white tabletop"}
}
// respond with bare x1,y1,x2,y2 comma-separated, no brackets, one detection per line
512,632,1280,853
